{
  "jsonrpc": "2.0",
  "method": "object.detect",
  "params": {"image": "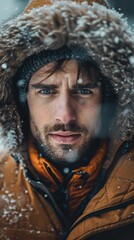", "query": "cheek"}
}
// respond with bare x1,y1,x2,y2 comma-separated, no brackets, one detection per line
27,94,52,128
90,105,102,134
79,103,102,130
80,91,102,130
